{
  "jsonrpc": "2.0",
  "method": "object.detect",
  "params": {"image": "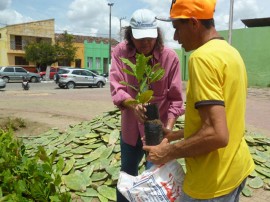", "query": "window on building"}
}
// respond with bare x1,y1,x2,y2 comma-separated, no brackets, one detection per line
87,57,93,68
103,58,109,74
96,58,101,69
15,36,22,50
15,56,29,65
